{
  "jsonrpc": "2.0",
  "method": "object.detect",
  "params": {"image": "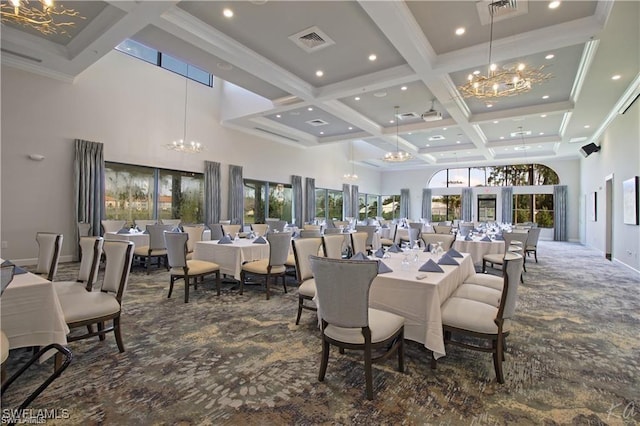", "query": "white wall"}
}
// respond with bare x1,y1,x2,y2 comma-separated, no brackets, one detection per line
581,99,640,273
0,51,380,262
379,157,581,242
